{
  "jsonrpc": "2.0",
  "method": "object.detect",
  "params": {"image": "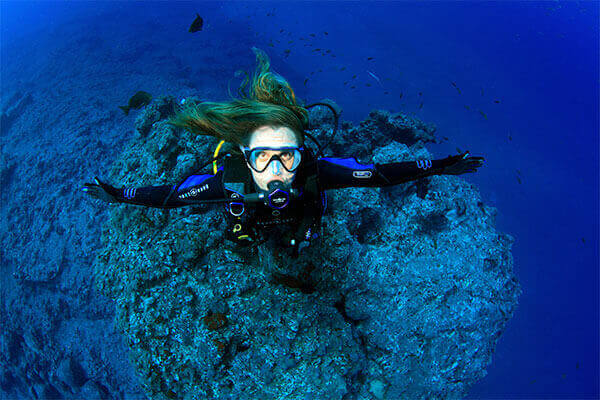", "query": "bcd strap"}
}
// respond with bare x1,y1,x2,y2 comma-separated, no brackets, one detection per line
293,174,323,250
222,154,257,244
222,154,252,191
289,149,325,255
